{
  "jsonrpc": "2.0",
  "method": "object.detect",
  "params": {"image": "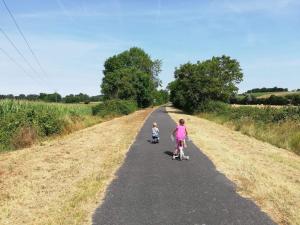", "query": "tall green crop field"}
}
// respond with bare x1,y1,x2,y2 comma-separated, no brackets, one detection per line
0,99,139,152
0,100,98,152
